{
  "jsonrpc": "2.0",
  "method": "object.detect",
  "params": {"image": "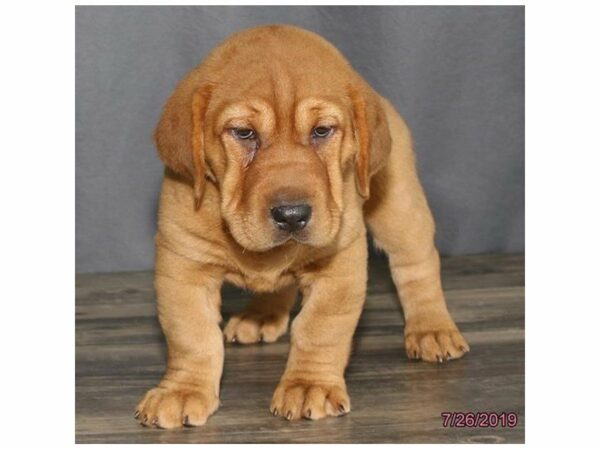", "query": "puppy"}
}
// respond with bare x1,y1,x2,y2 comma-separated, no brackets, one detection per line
135,24,469,428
